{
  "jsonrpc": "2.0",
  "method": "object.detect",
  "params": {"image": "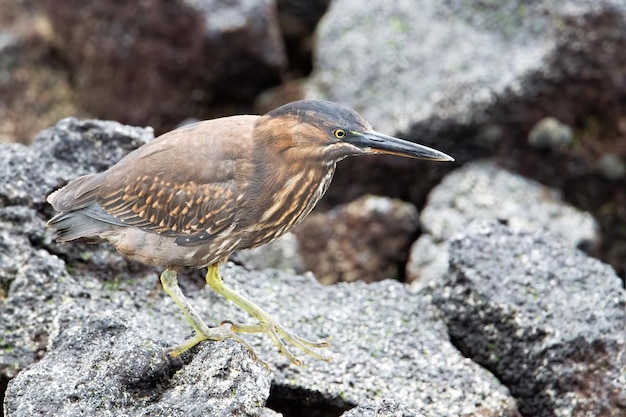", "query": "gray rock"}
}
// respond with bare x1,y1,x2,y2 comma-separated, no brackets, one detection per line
340,398,424,417
427,221,626,417
597,153,626,180
0,117,152,207
238,266,518,416
528,117,574,153
307,0,625,136
0,227,72,378
2,261,519,417
4,308,272,417
0,118,155,378
304,0,626,214
0,206,519,416
419,161,597,244
407,161,598,285
234,232,305,274
406,233,449,285
0,204,164,381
